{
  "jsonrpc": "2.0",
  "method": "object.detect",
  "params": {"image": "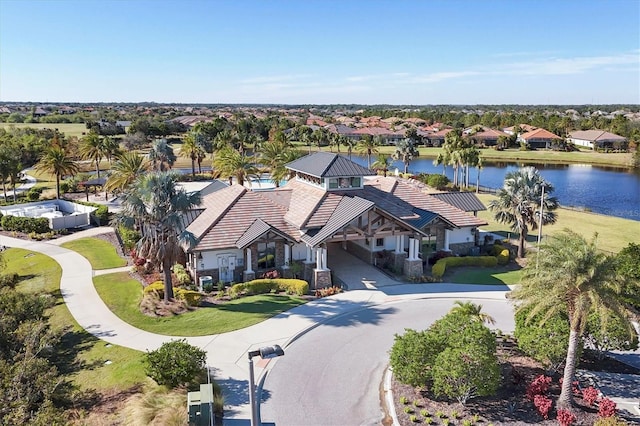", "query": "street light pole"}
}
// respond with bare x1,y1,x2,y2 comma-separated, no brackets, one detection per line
248,344,285,426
